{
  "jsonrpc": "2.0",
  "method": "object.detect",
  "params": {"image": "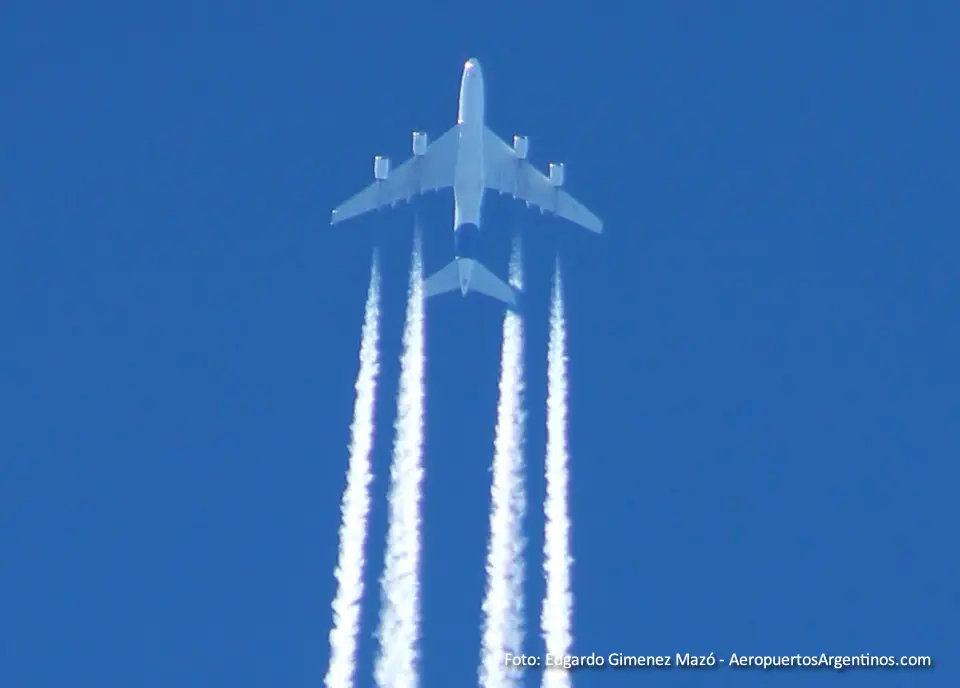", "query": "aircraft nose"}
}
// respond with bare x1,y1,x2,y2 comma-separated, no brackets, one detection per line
464,58,479,74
